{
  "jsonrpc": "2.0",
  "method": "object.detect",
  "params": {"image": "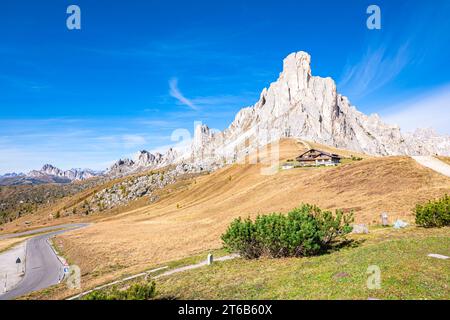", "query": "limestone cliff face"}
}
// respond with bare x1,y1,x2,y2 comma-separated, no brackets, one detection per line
106,51,450,176
5,51,448,184
189,51,450,165
107,148,180,177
